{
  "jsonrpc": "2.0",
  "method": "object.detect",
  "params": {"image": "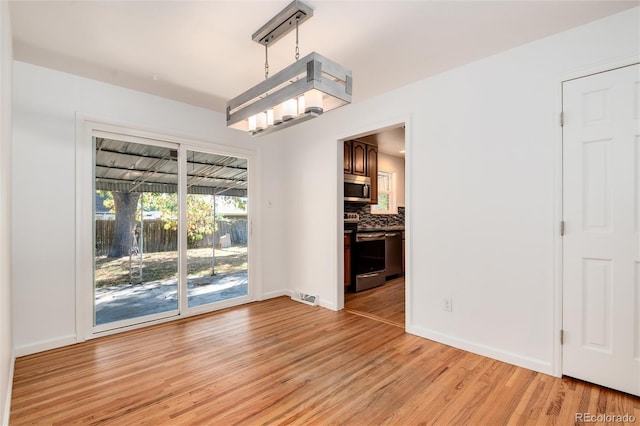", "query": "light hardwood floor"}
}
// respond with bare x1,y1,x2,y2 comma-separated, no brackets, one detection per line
11,297,640,425
345,276,405,327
